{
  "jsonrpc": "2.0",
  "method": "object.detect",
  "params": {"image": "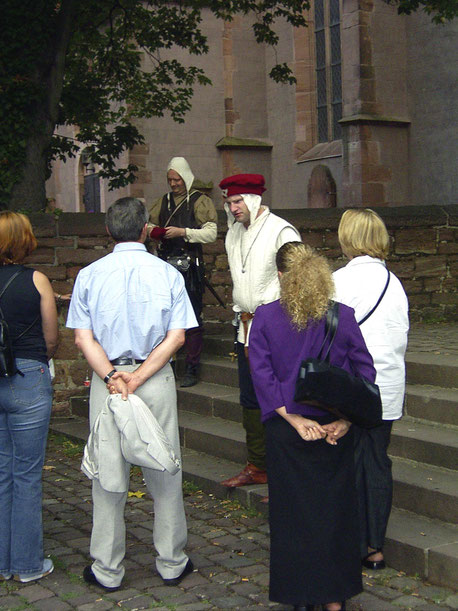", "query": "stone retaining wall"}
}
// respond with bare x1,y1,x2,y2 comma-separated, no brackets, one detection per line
26,205,457,414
